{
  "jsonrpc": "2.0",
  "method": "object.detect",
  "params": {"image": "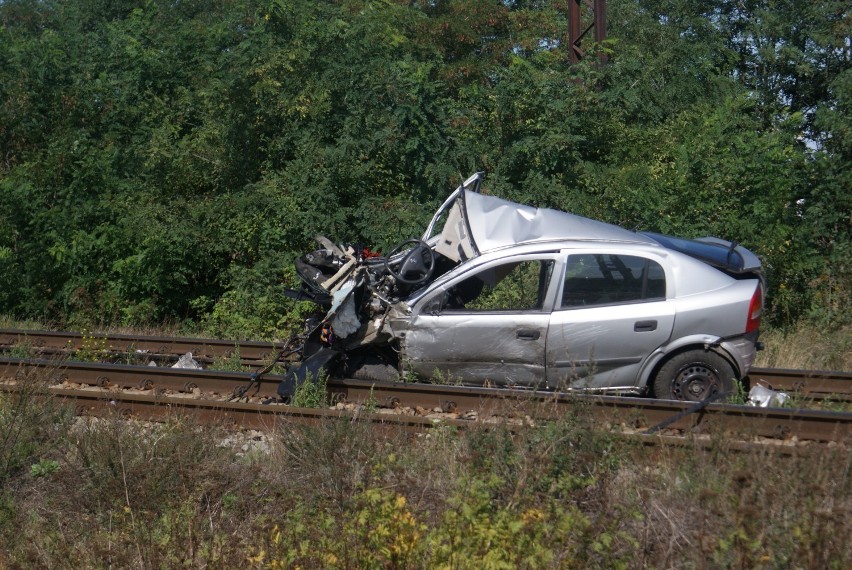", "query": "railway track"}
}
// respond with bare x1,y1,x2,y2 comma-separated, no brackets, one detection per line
2,327,850,401
0,328,286,363
1,355,849,446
